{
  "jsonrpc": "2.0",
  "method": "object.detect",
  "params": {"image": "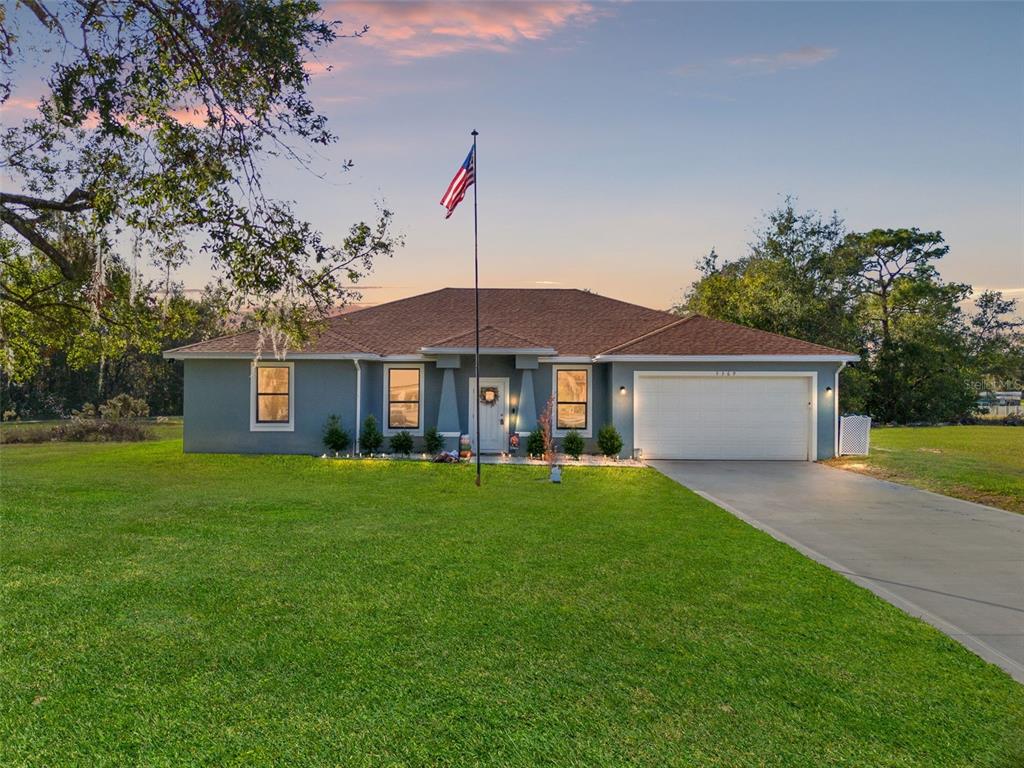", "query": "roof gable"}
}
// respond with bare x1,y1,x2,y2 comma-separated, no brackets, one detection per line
422,325,554,353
